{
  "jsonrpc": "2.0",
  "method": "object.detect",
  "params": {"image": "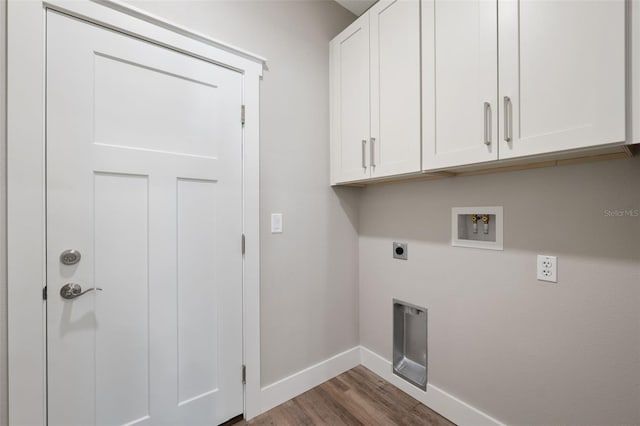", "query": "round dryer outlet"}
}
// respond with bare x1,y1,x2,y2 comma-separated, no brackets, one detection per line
393,242,408,260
